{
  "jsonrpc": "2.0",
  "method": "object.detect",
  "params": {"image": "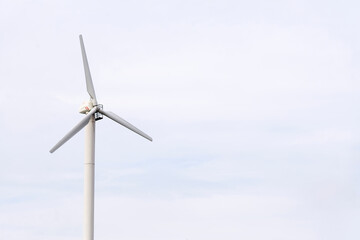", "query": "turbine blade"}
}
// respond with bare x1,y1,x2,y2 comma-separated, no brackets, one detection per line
49,108,98,153
79,34,97,105
99,109,153,141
